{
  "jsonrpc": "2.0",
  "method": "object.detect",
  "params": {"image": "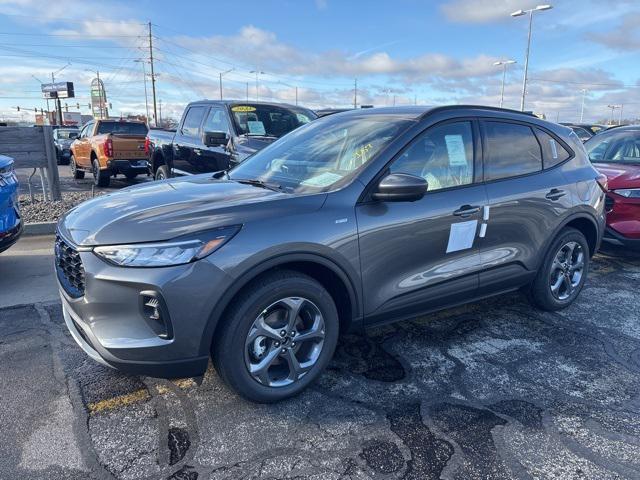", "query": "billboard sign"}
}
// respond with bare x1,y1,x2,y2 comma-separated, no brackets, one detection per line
62,111,82,126
41,81,75,99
